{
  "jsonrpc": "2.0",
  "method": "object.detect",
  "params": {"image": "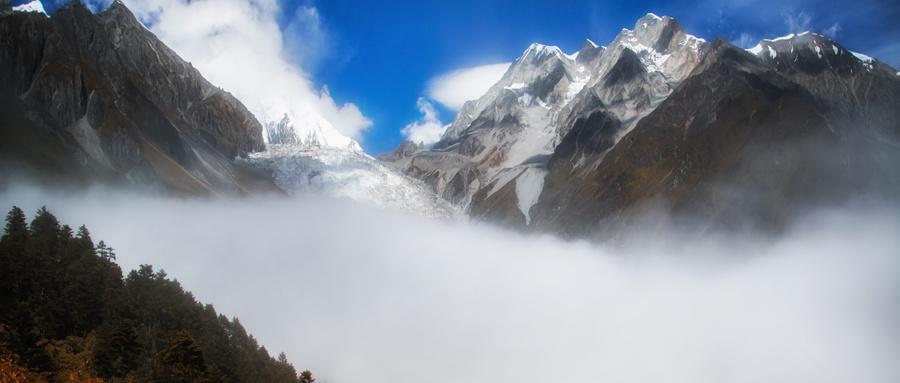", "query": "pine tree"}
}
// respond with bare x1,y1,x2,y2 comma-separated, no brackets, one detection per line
158,330,208,383
0,207,28,321
1,205,308,383
96,241,115,261
299,370,315,383
1,206,28,254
